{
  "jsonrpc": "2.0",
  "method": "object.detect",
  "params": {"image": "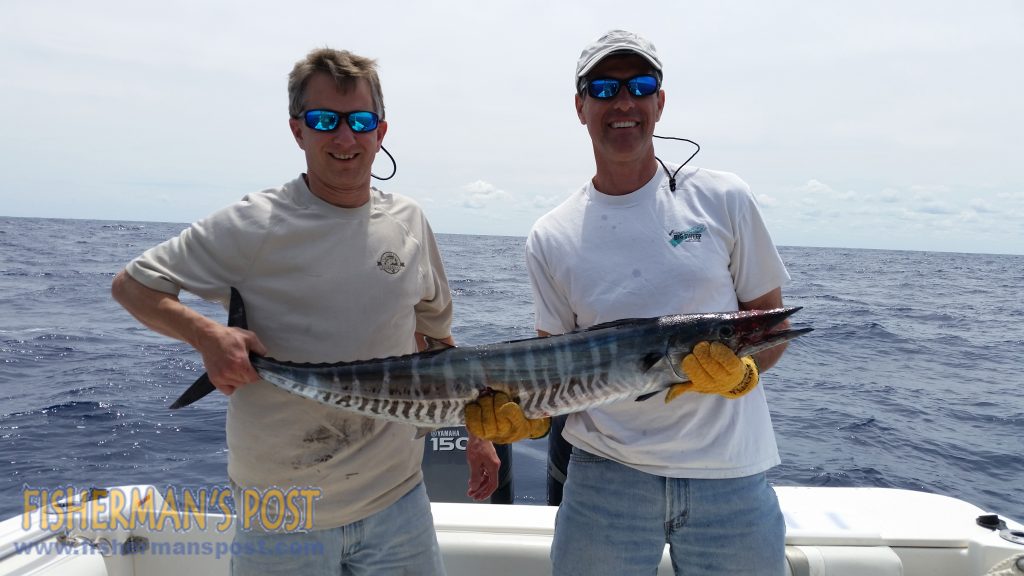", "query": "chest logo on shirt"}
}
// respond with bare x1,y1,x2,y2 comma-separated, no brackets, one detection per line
668,224,706,246
377,251,405,274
